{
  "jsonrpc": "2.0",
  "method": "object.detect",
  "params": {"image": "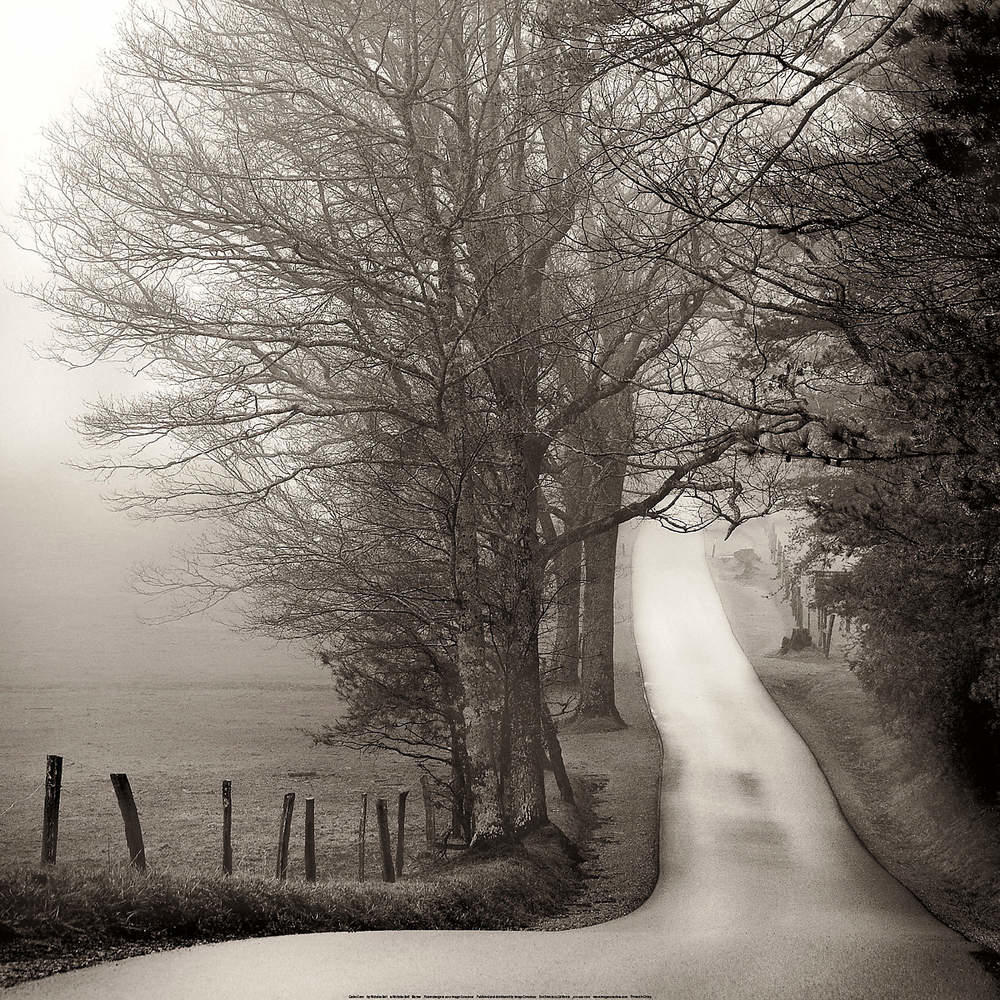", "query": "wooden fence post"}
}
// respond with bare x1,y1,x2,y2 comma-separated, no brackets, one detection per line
420,775,435,854
304,797,316,883
825,614,836,658
395,790,408,877
276,792,295,880
222,780,233,876
357,793,368,882
40,755,62,866
110,773,147,873
375,798,395,883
